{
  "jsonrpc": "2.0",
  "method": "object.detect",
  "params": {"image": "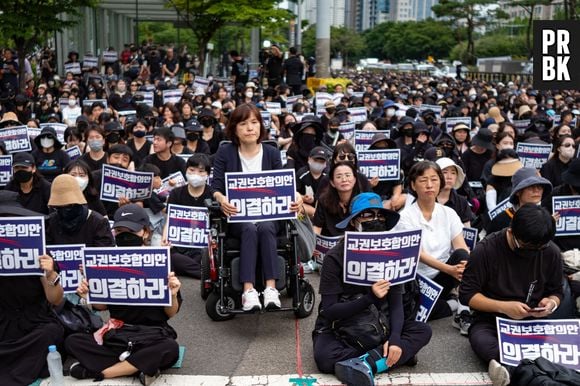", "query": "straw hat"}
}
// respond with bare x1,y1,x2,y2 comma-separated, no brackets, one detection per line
491,158,523,177
488,106,505,123
0,112,22,127
48,174,87,207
